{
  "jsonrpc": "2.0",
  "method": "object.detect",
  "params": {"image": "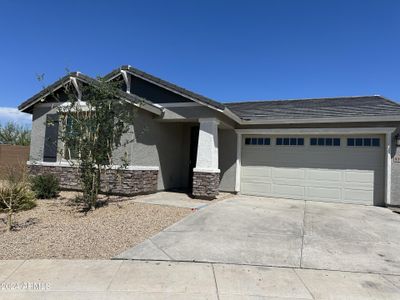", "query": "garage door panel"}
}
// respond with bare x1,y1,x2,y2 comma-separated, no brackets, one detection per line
272,177,305,187
344,171,374,184
241,182,272,195
306,186,342,200
272,168,305,179
241,166,271,178
240,134,384,205
306,169,342,181
272,184,305,198
343,188,374,203
304,179,344,188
